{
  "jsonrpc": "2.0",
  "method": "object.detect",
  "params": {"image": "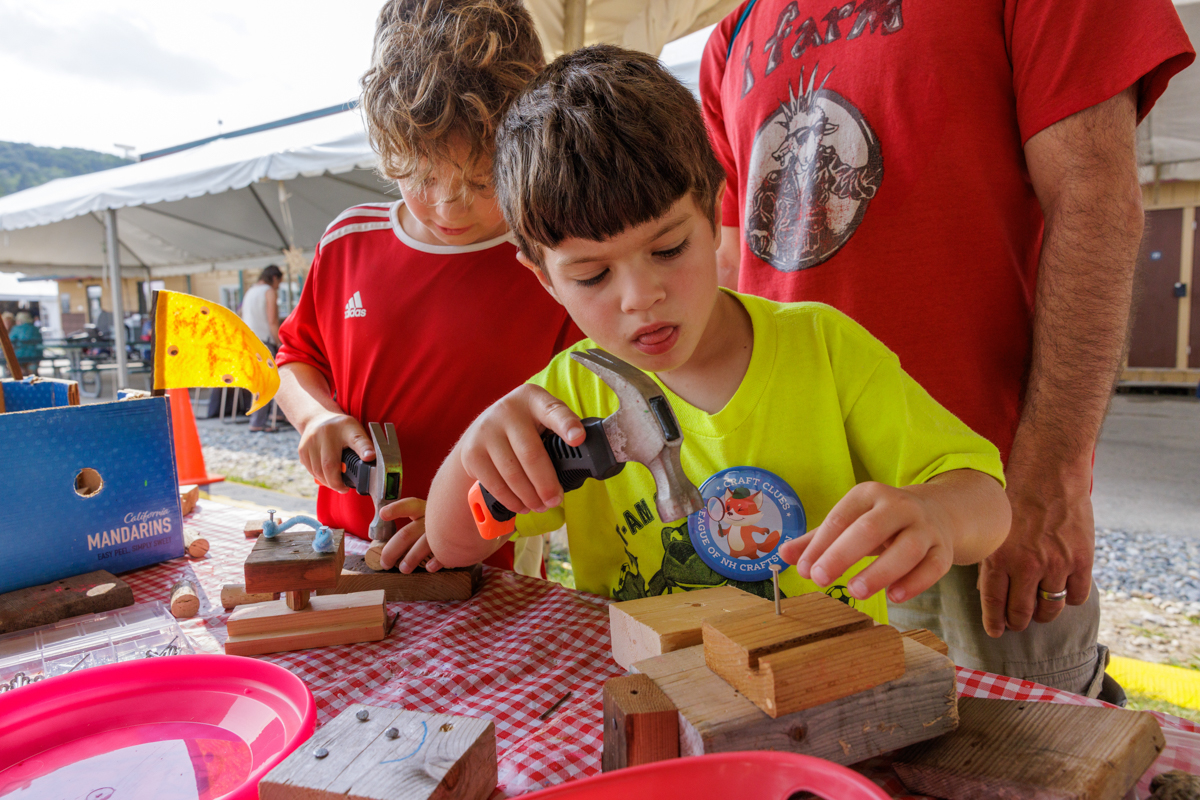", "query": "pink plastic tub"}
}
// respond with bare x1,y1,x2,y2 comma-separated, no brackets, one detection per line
521,752,891,800
0,654,314,800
